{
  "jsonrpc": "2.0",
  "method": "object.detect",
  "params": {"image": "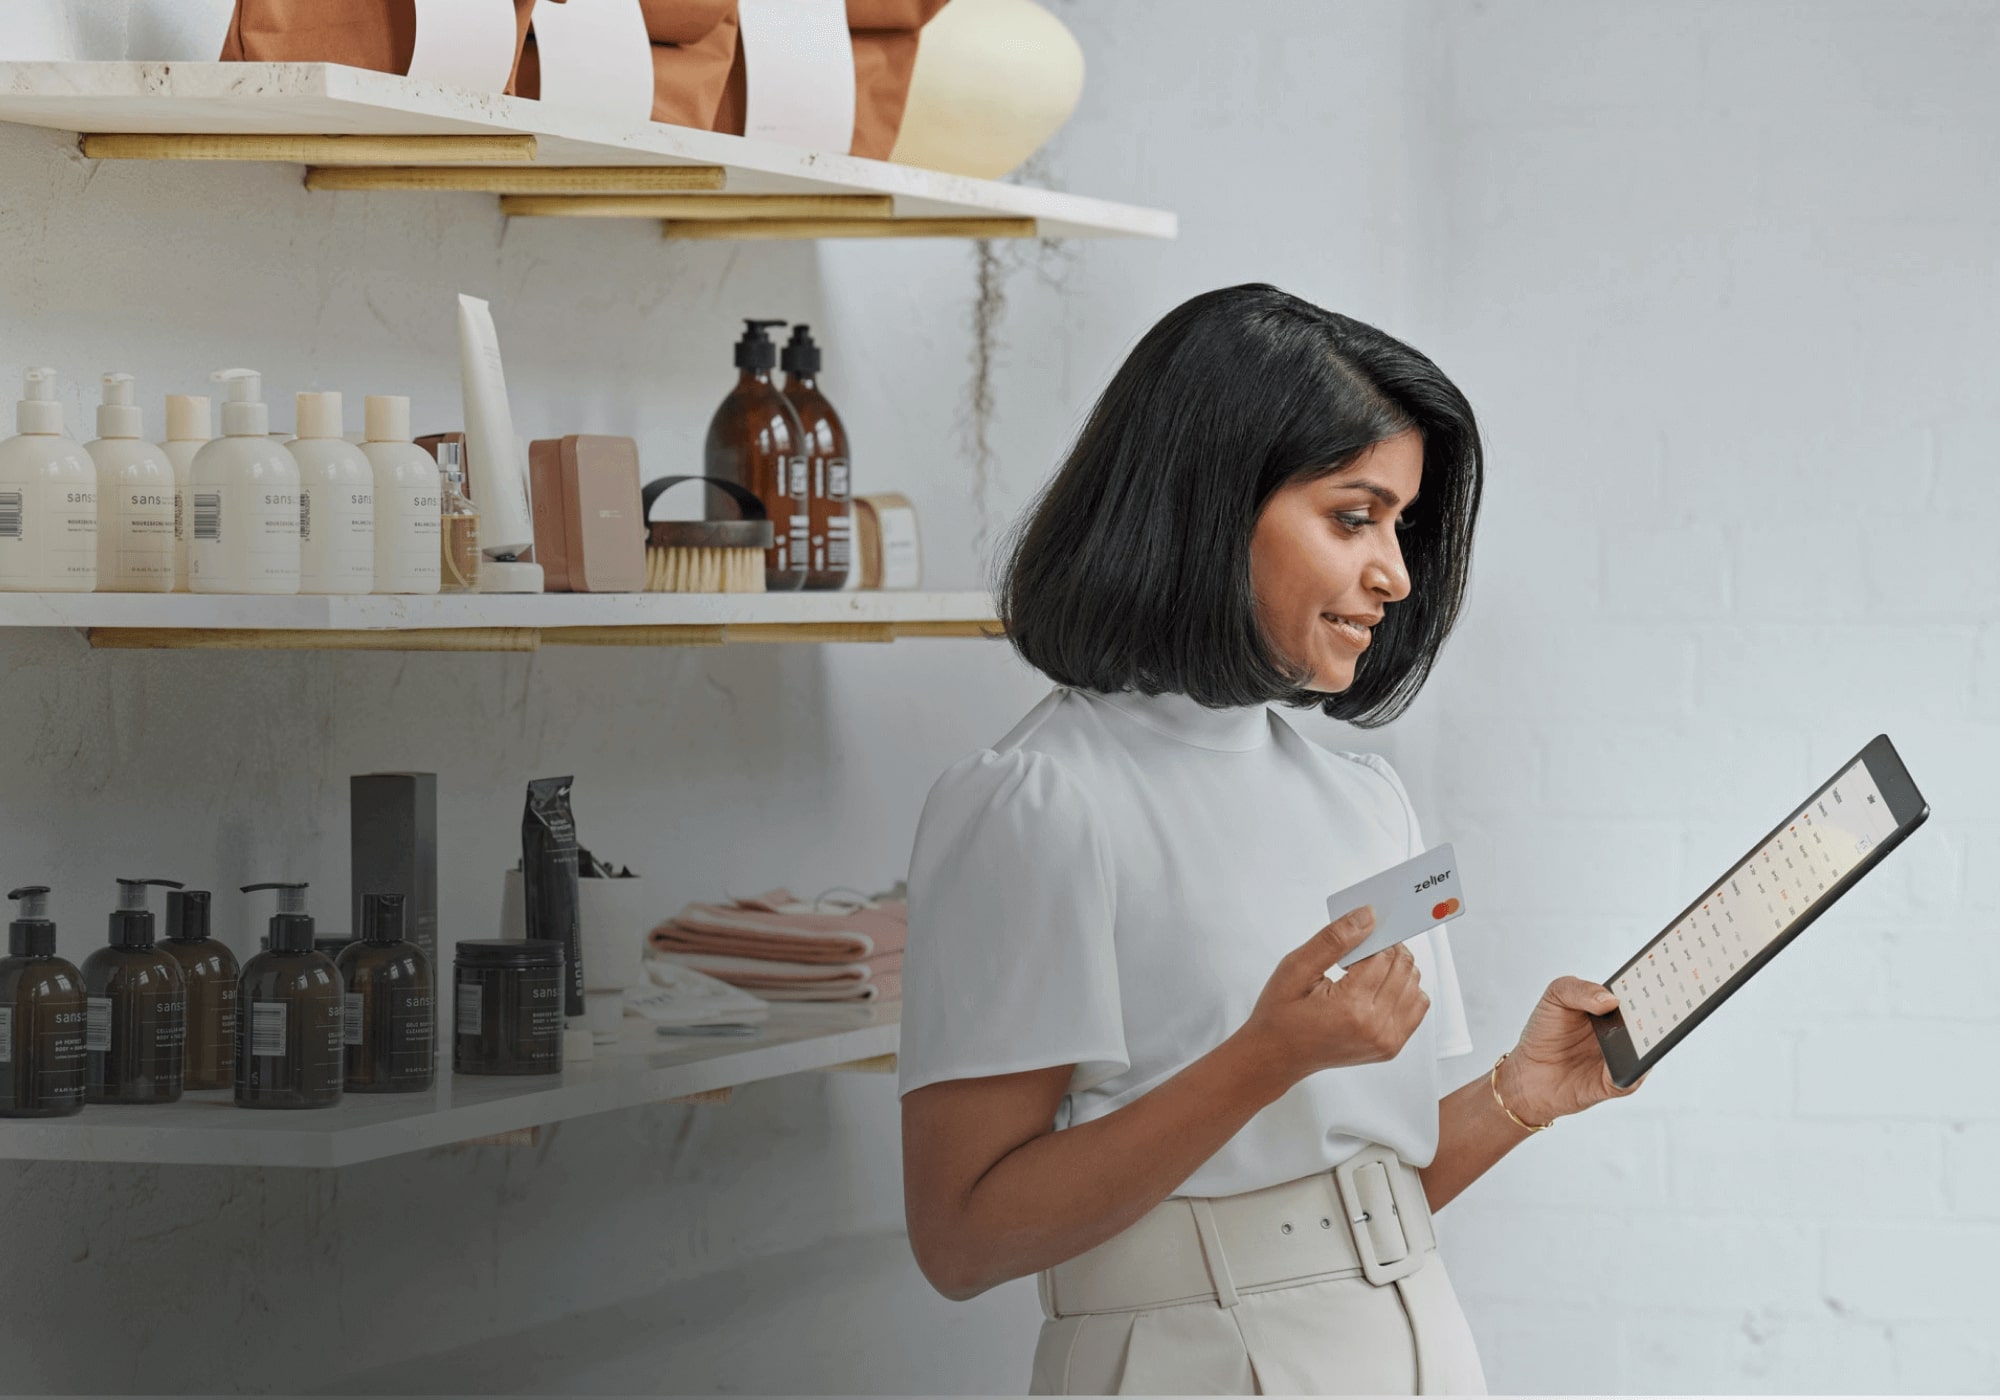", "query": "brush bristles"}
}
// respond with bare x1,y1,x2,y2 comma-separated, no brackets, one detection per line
645,545,767,593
